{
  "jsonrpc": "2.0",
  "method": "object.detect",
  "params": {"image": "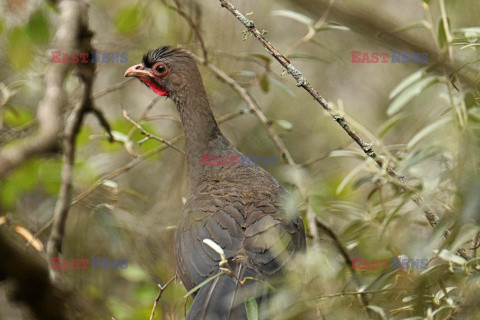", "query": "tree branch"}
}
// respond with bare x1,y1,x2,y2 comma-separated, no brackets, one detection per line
46,0,103,281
